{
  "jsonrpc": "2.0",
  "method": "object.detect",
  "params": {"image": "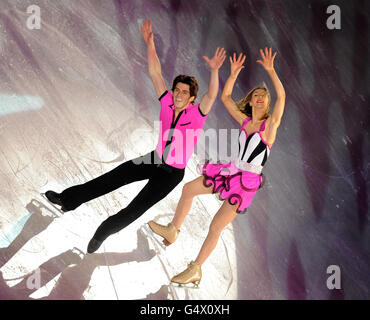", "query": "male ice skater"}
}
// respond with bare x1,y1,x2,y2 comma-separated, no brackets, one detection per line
44,20,226,253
